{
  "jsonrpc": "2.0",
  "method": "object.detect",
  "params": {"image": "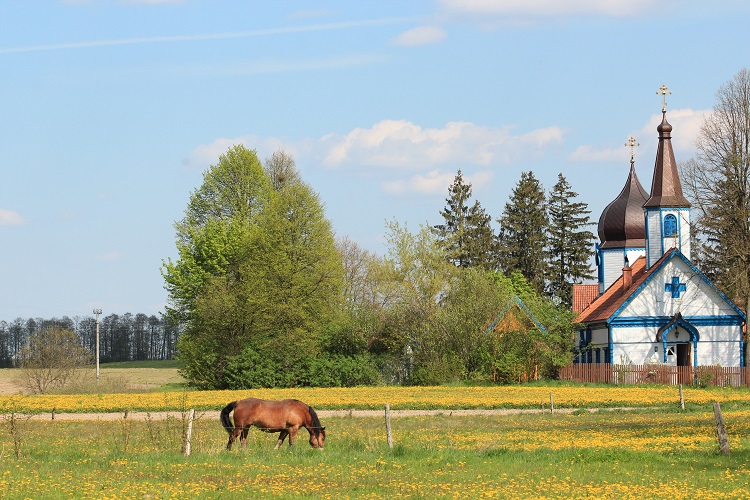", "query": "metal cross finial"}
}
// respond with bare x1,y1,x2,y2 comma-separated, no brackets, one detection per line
625,136,639,166
657,84,671,112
